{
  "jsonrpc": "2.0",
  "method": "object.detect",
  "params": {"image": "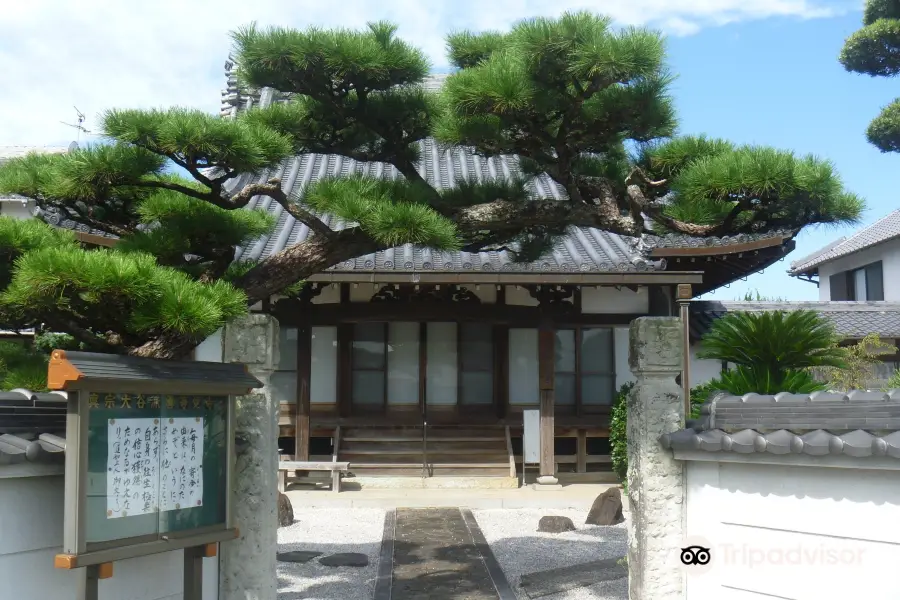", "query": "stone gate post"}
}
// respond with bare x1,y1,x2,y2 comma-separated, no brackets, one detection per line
627,317,686,600
219,314,280,600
